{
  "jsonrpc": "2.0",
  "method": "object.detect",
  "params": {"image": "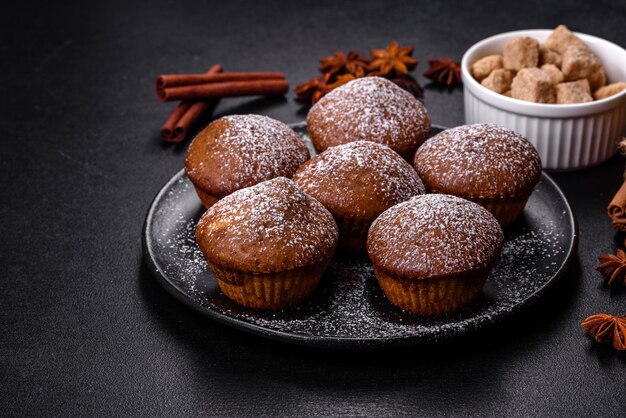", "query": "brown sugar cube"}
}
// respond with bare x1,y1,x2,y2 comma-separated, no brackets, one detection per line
561,46,602,81
511,68,555,103
594,82,626,100
540,64,564,84
503,36,540,70
481,69,515,94
558,78,591,95
588,67,607,91
539,45,562,67
555,79,593,104
545,24,588,55
471,54,503,81
503,90,512,97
